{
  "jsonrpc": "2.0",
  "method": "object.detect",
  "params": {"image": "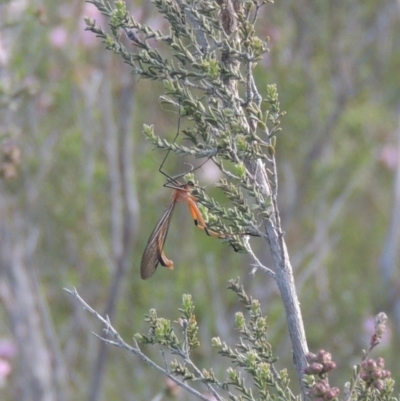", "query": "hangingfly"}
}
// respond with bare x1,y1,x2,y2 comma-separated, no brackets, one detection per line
140,180,224,280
